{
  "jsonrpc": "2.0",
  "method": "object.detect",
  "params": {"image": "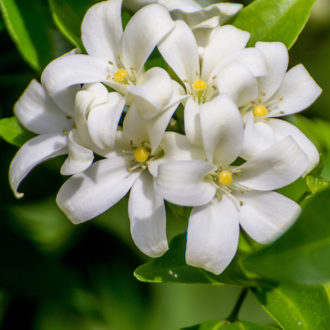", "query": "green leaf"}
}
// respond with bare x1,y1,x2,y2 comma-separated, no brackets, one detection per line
134,234,259,286
231,0,316,49
180,320,278,330
306,175,329,194
0,0,57,72
0,116,35,147
242,187,330,285
253,283,330,330
0,11,5,31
